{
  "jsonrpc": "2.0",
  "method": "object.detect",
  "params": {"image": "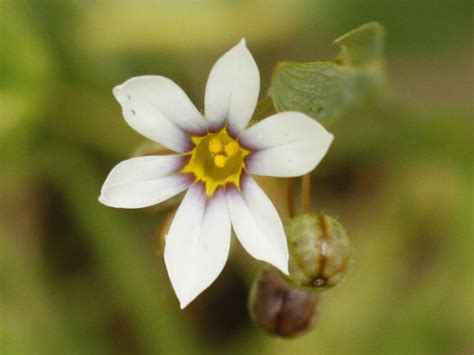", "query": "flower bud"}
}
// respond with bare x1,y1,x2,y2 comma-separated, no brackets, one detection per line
285,213,351,290
248,268,320,337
